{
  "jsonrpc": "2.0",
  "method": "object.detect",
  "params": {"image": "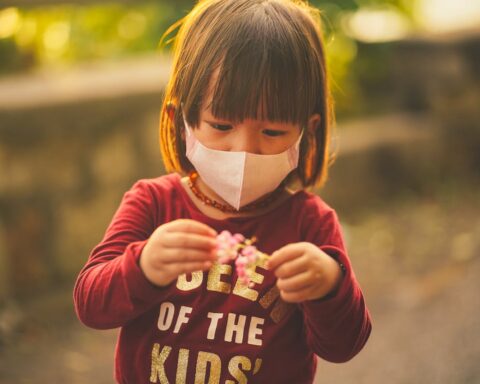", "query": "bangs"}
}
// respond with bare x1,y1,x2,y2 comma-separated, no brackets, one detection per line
200,2,324,125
